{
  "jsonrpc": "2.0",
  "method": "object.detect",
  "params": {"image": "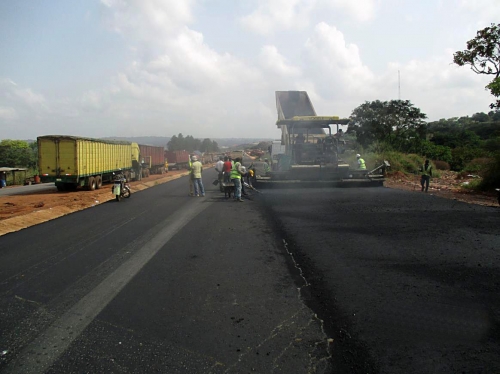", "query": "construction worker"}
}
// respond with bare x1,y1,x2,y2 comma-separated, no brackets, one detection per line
263,158,271,174
230,157,244,202
222,156,232,183
215,156,224,191
356,154,366,170
188,155,195,196
191,156,205,197
420,159,433,192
